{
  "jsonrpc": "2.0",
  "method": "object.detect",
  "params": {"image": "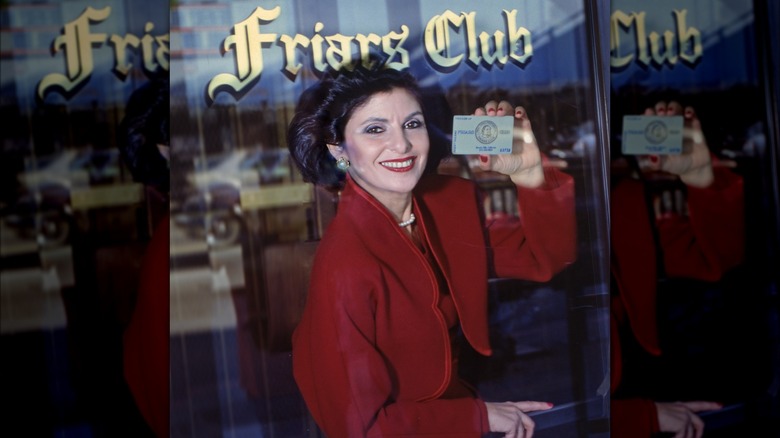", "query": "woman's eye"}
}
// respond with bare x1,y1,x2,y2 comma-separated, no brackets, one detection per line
404,119,423,129
365,125,384,134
